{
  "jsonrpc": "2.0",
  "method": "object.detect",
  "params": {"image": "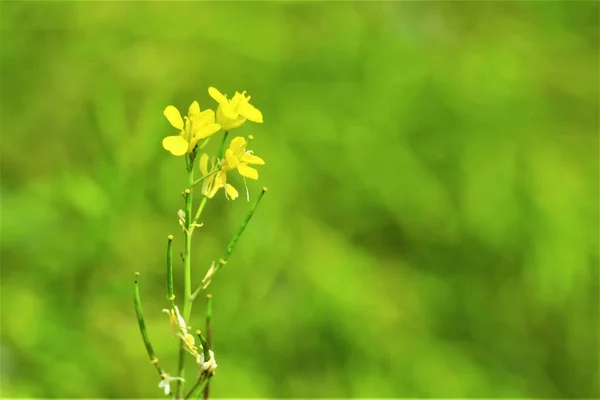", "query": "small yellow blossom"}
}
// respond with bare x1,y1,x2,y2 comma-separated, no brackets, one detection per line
199,154,239,200
198,136,265,200
208,87,263,131
223,136,265,180
162,101,221,156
